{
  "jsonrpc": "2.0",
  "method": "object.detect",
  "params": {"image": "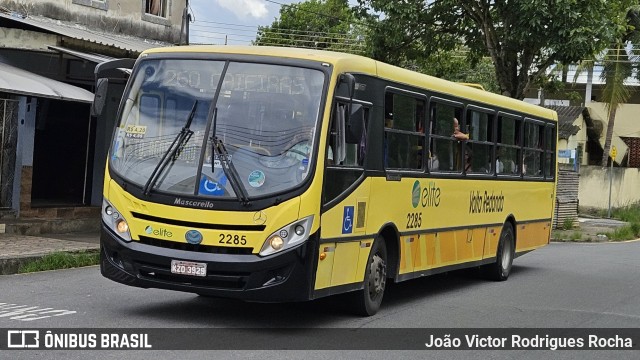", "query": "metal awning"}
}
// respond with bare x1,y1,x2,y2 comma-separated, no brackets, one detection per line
0,13,169,54
0,62,94,103
48,45,115,63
